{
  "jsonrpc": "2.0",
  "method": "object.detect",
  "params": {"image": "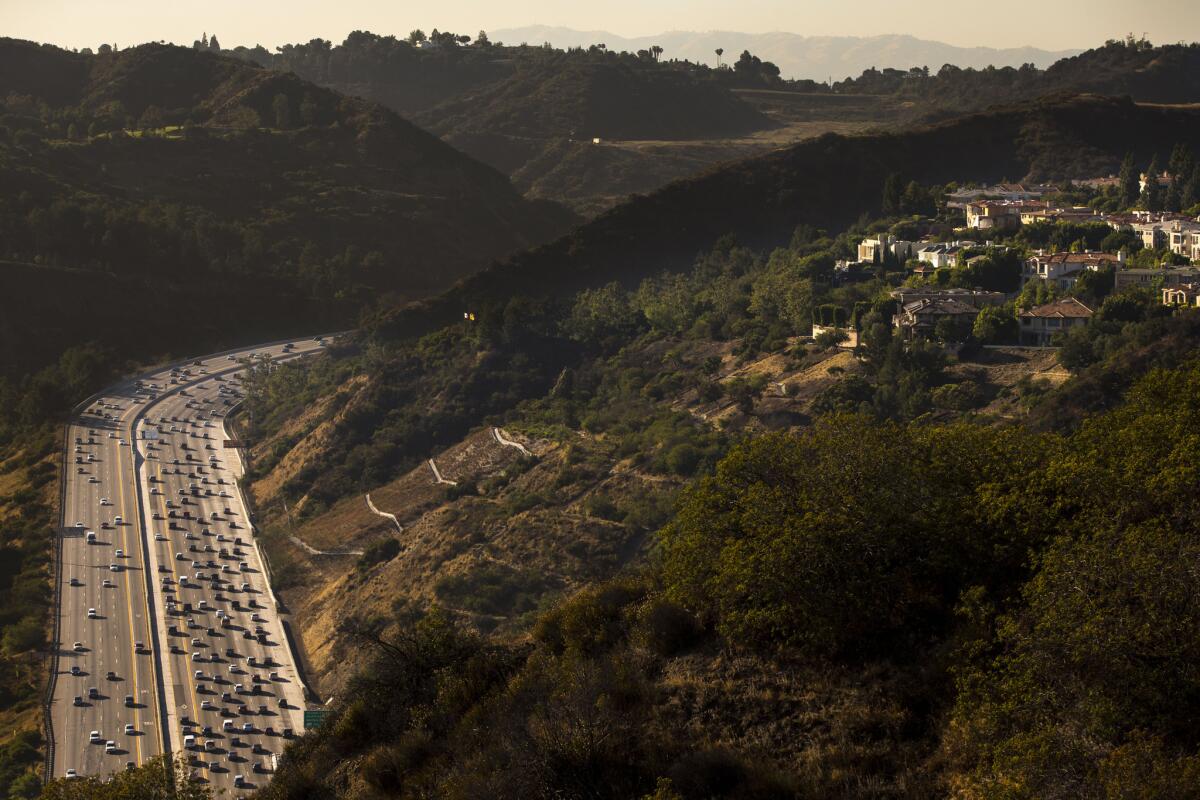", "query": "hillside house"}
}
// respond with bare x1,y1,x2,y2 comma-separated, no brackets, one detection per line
916,242,968,269
1022,251,1123,291
890,287,1005,308
1167,220,1200,262
965,200,1026,230
1018,297,1094,346
1115,266,1200,291
893,297,979,340
947,183,1050,208
1162,284,1200,307
1139,171,1171,194
1017,205,1098,226
1131,221,1168,250
857,234,914,264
